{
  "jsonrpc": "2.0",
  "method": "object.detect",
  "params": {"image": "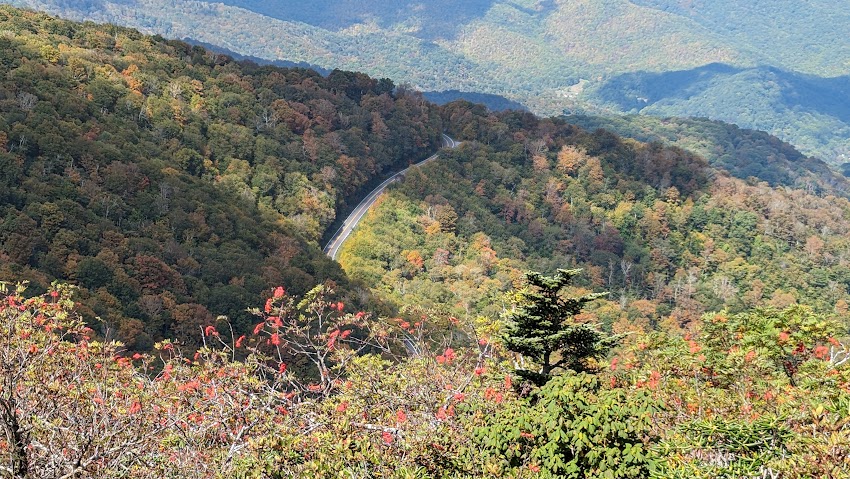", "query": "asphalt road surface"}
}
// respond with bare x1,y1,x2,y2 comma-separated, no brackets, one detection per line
323,133,460,260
